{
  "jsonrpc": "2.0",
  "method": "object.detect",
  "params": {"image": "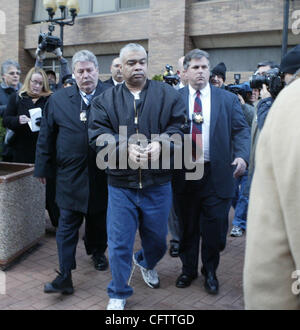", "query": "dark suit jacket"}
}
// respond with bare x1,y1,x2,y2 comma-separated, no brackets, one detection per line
103,77,114,86
175,84,250,199
34,81,111,214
